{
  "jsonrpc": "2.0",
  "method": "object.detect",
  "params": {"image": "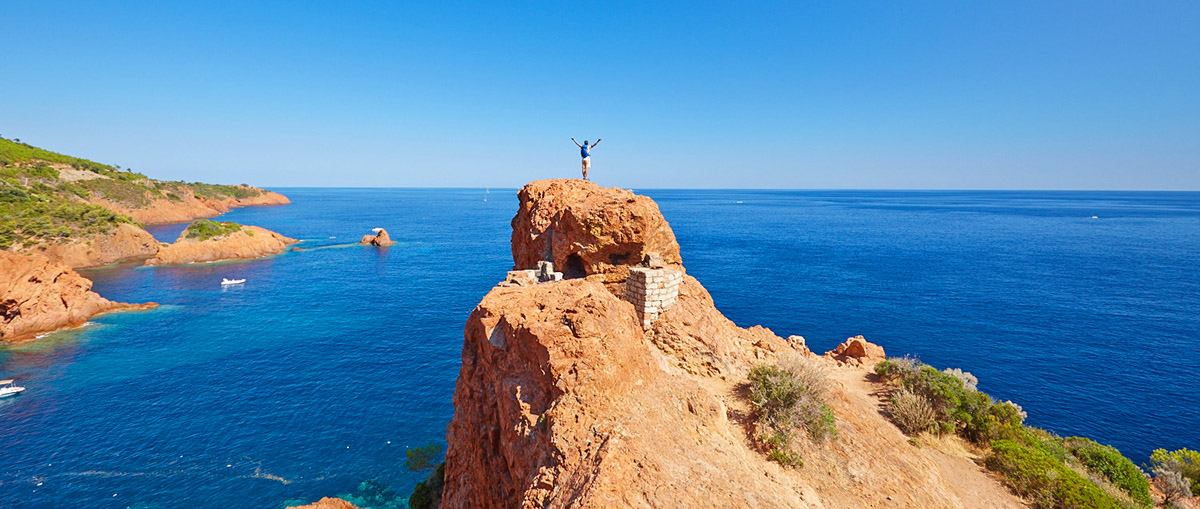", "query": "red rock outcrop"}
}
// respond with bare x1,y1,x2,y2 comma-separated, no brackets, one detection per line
0,251,157,342
145,225,297,266
359,228,396,247
285,498,359,509
824,335,887,367
510,179,681,287
13,223,160,268
443,180,1023,508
